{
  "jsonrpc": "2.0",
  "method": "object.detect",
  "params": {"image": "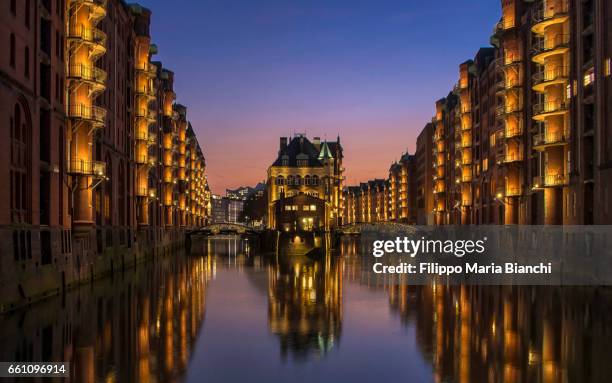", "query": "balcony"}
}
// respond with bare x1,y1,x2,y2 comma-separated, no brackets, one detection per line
496,104,522,117
70,0,106,22
66,64,106,93
532,100,569,121
497,152,523,165
135,108,156,121
504,53,522,68
135,154,149,165
496,17,516,33
136,186,156,198
533,174,569,189
67,24,107,59
505,122,523,139
433,187,445,194
135,84,156,99
532,34,570,64
135,62,157,77
505,186,522,197
532,66,569,92
532,2,569,35
67,159,106,177
67,104,106,128
533,129,568,149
